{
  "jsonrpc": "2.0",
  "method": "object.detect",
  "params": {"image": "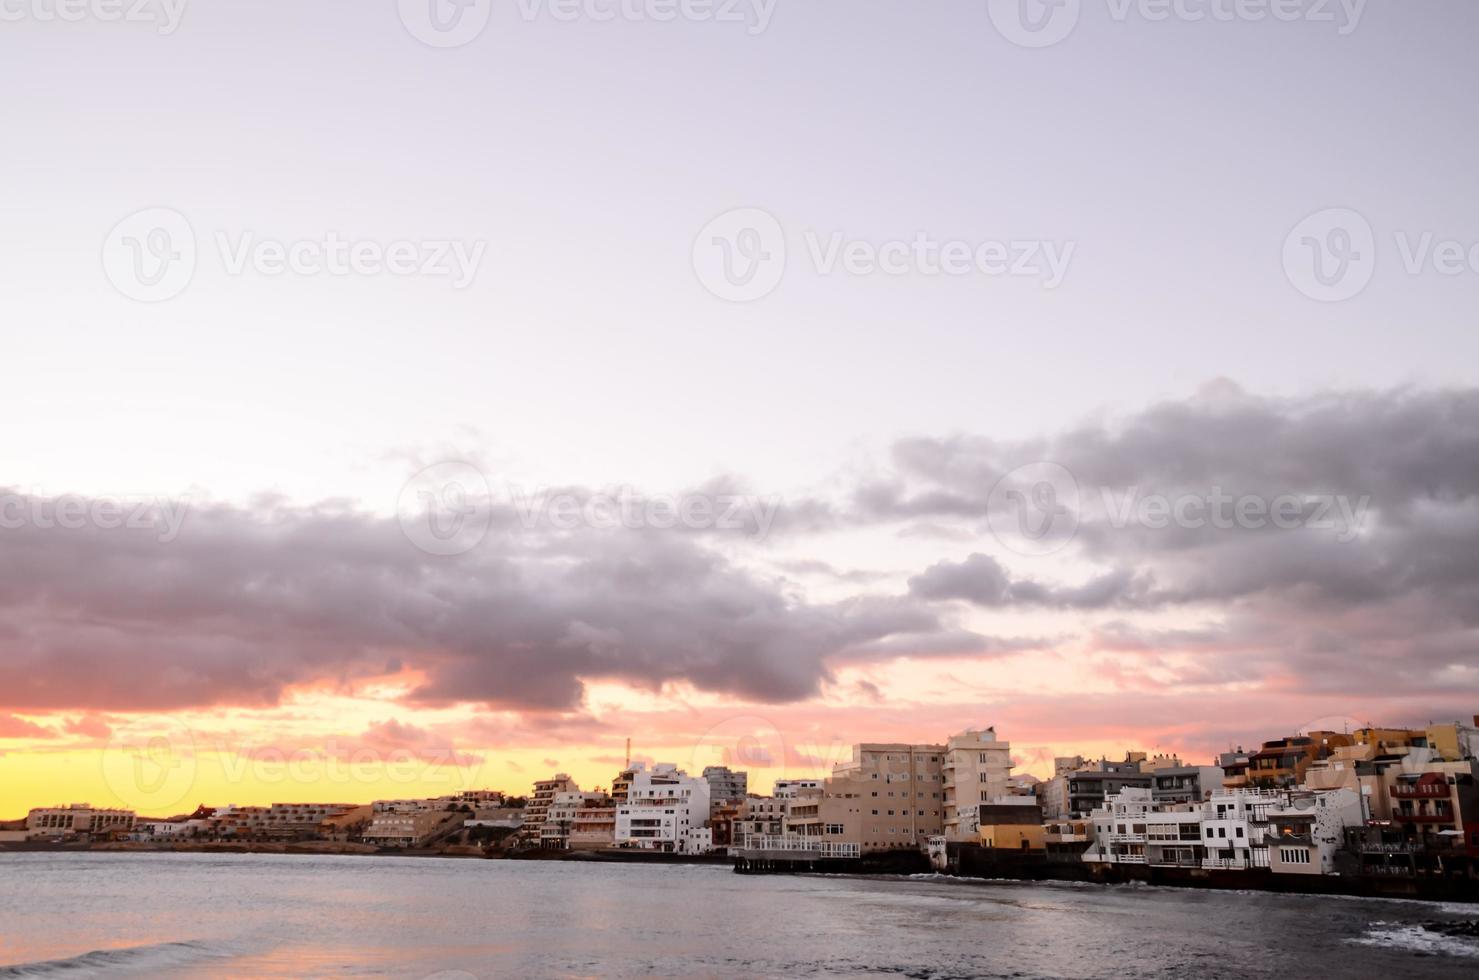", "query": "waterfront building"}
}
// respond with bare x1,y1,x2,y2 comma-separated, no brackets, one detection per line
614,763,711,852
708,799,742,847
734,795,788,839
976,802,1044,851
1084,787,1157,864
702,766,749,806
786,743,945,854
1266,787,1364,875
941,727,1012,842
25,804,135,840
541,790,610,849
1044,818,1092,863
682,825,714,855
203,802,358,841
1201,787,1287,869
523,774,579,840
361,799,464,848
568,803,617,850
